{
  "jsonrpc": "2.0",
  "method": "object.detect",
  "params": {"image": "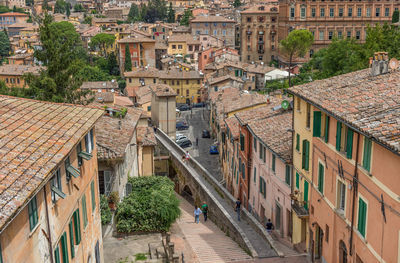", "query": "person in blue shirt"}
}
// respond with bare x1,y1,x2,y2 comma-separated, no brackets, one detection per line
194,205,202,224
